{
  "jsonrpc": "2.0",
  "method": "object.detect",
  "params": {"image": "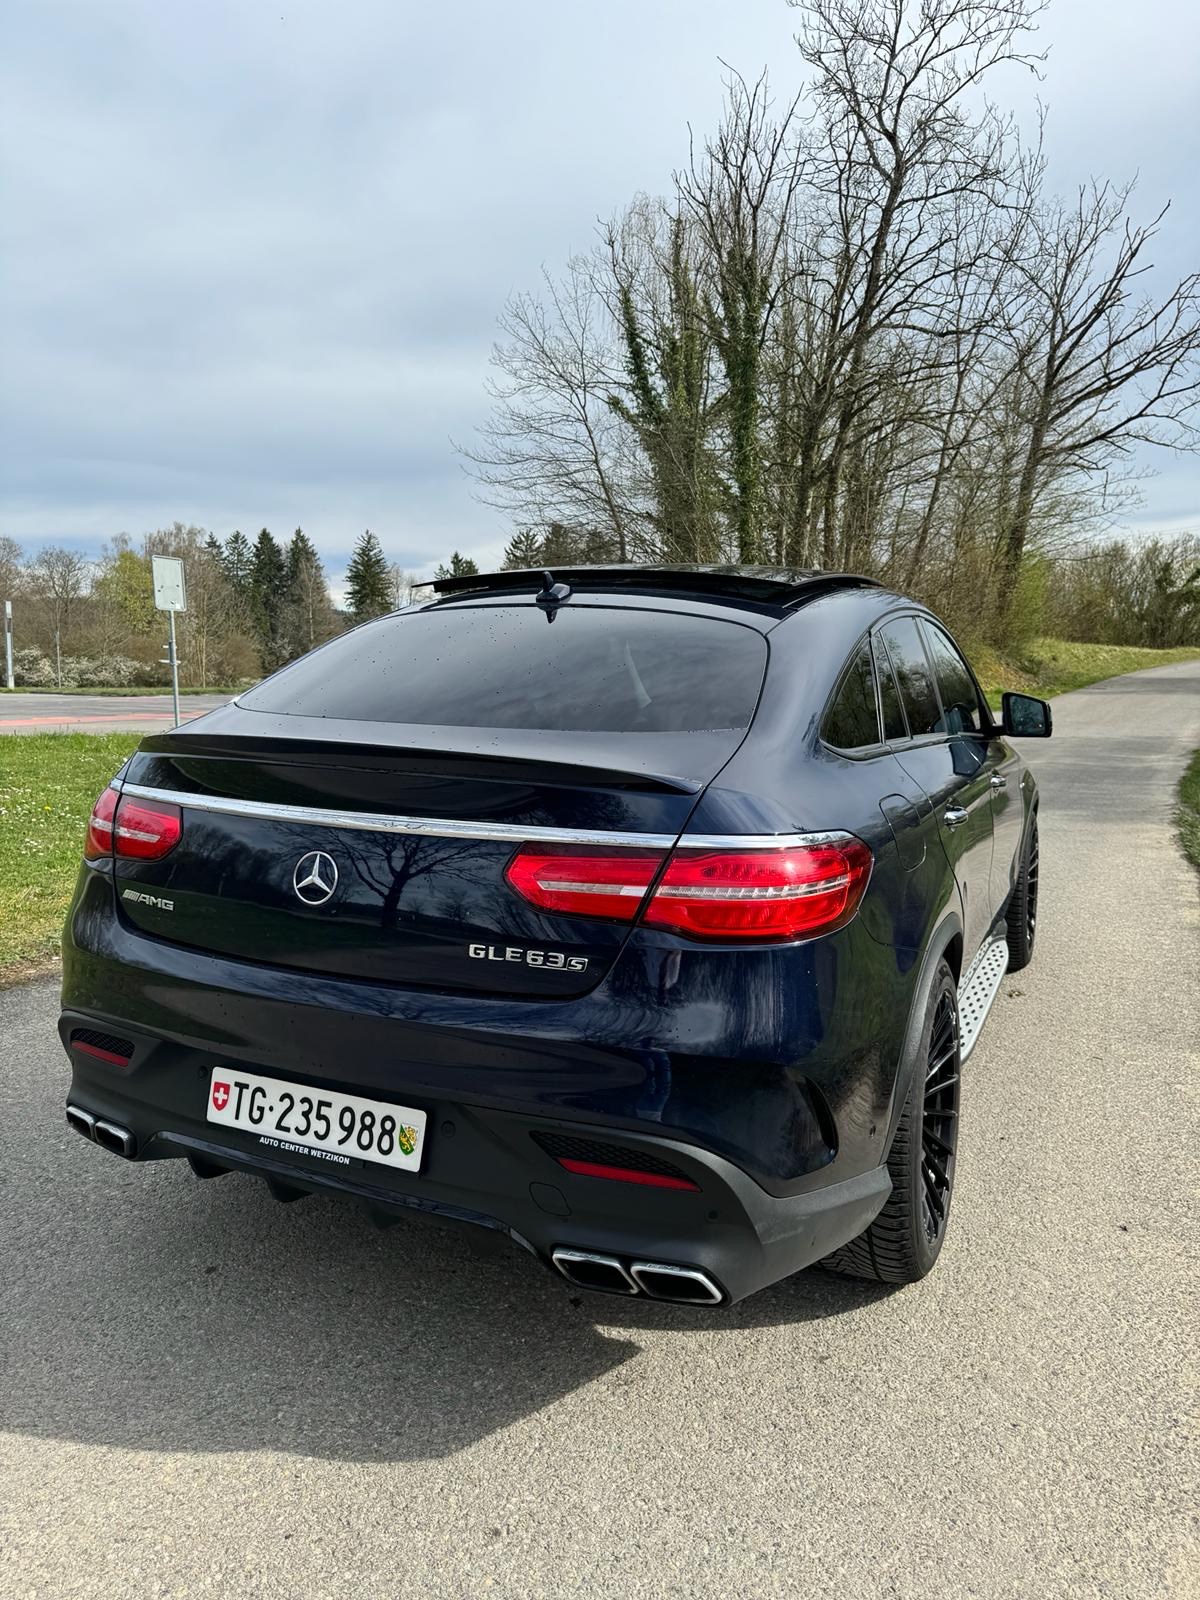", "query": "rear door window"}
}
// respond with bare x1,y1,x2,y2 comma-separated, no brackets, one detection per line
822,640,880,750
239,604,768,734
920,622,988,735
872,634,908,741
878,618,941,738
